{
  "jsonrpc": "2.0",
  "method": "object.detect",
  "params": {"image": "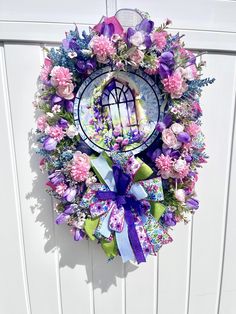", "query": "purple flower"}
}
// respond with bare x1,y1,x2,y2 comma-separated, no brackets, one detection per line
63,187,77,202
50,94,74,113
49,172,64,185
159,51,175,79
64,204,76,214
56,213,69,224
170,150,181,159
177,132,191,143
73,228,85,241
163,114,173,127
136,19,154,34
185,155,192,162
186,198,199,210
150,148,162,162
43,137,57,151
58,118,68,129
156,121,166,132
162,210,176,226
